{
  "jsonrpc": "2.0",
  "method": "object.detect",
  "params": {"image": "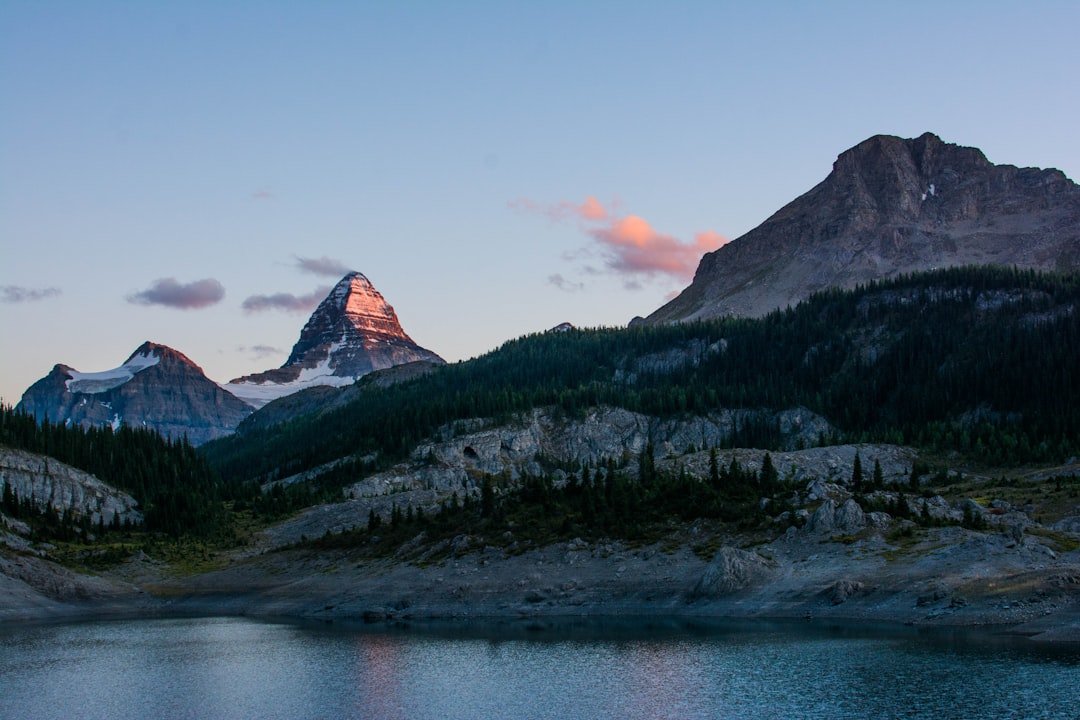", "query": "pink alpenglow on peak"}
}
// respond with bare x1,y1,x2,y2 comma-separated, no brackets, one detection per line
227,273,445,408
